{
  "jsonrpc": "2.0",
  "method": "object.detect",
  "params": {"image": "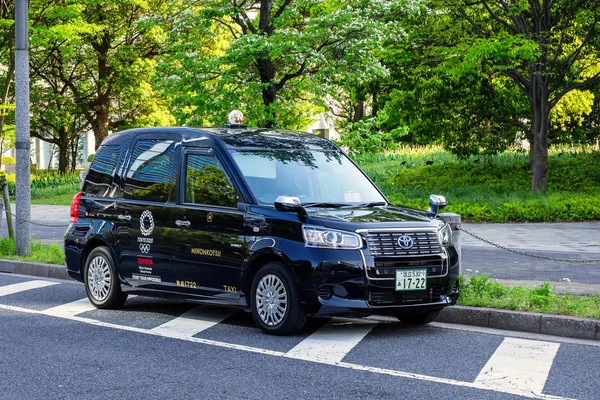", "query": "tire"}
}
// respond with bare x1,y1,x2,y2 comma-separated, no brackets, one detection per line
396,309,442,325
250,262,307,335
83,246,127,309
